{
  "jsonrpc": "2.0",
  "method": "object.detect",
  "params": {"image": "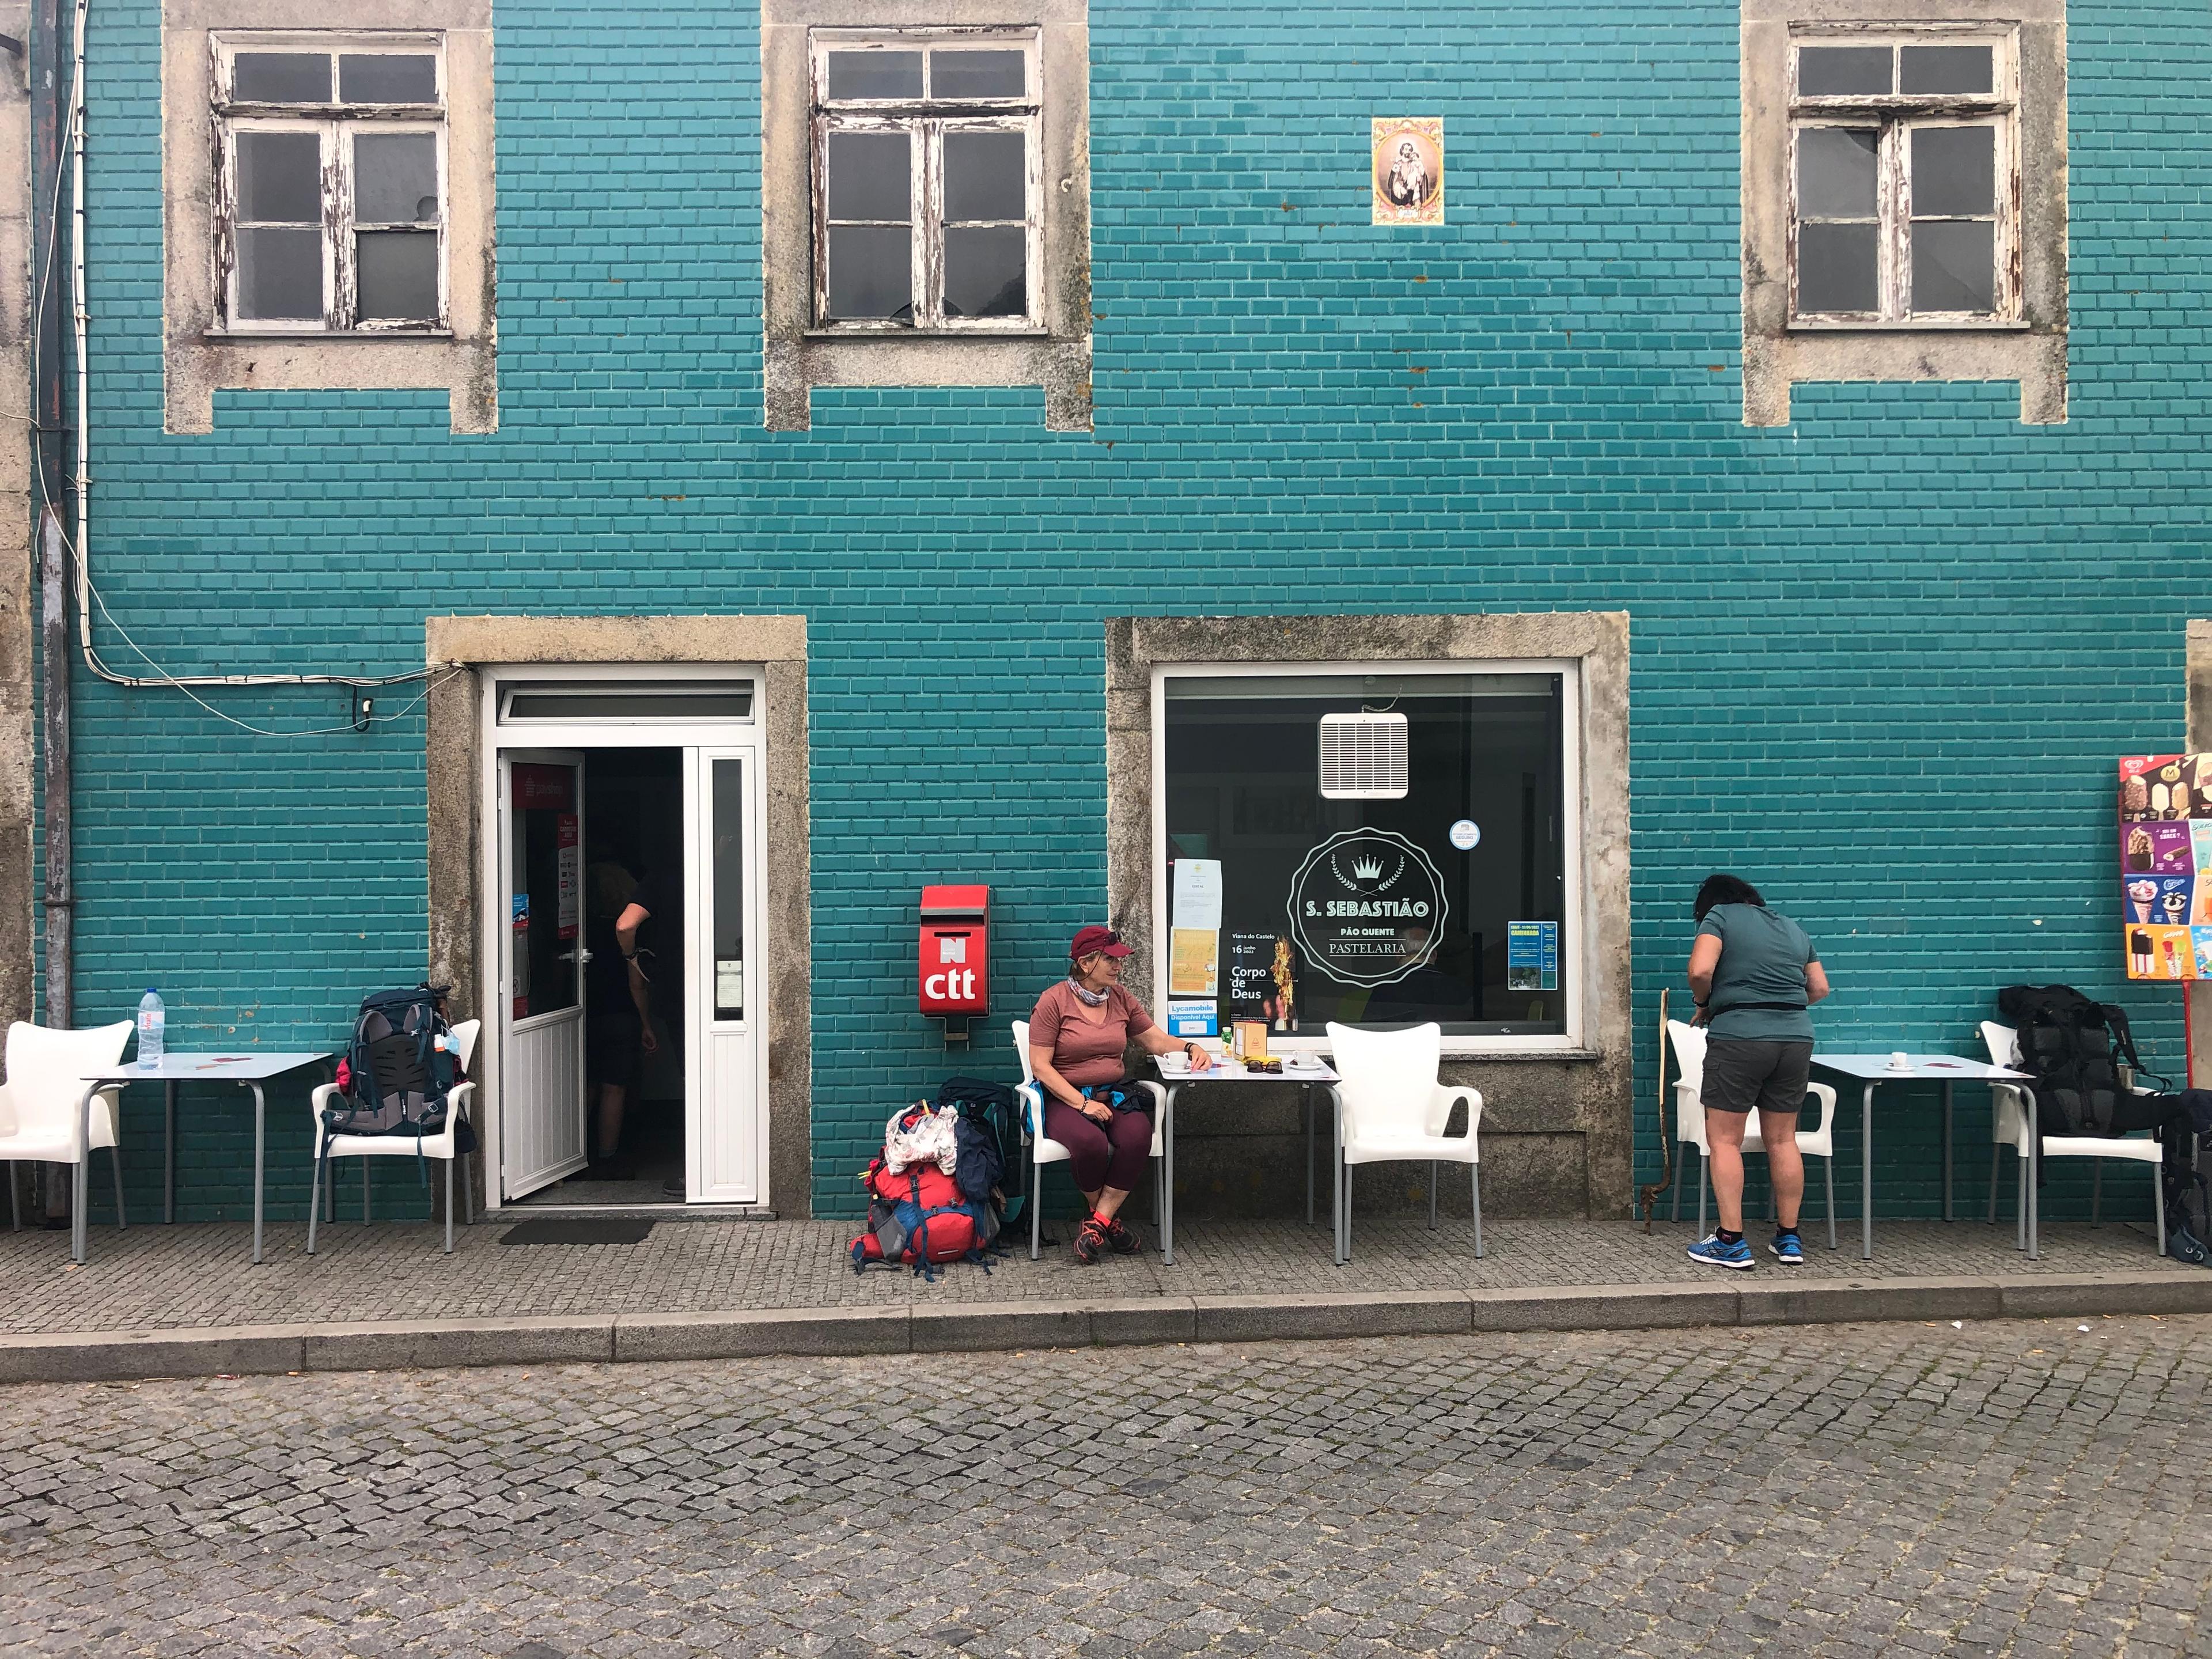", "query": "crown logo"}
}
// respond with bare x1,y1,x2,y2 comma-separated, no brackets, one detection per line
1350,855,1384,881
